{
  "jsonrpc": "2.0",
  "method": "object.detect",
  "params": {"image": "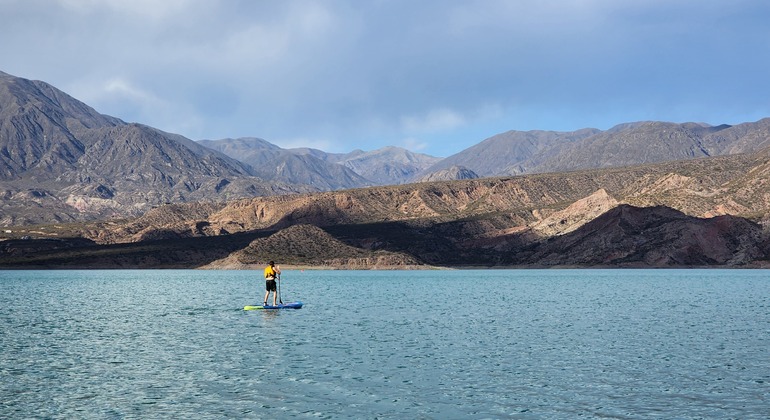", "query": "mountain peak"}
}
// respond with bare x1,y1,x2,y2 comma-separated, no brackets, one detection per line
0,71,297,224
